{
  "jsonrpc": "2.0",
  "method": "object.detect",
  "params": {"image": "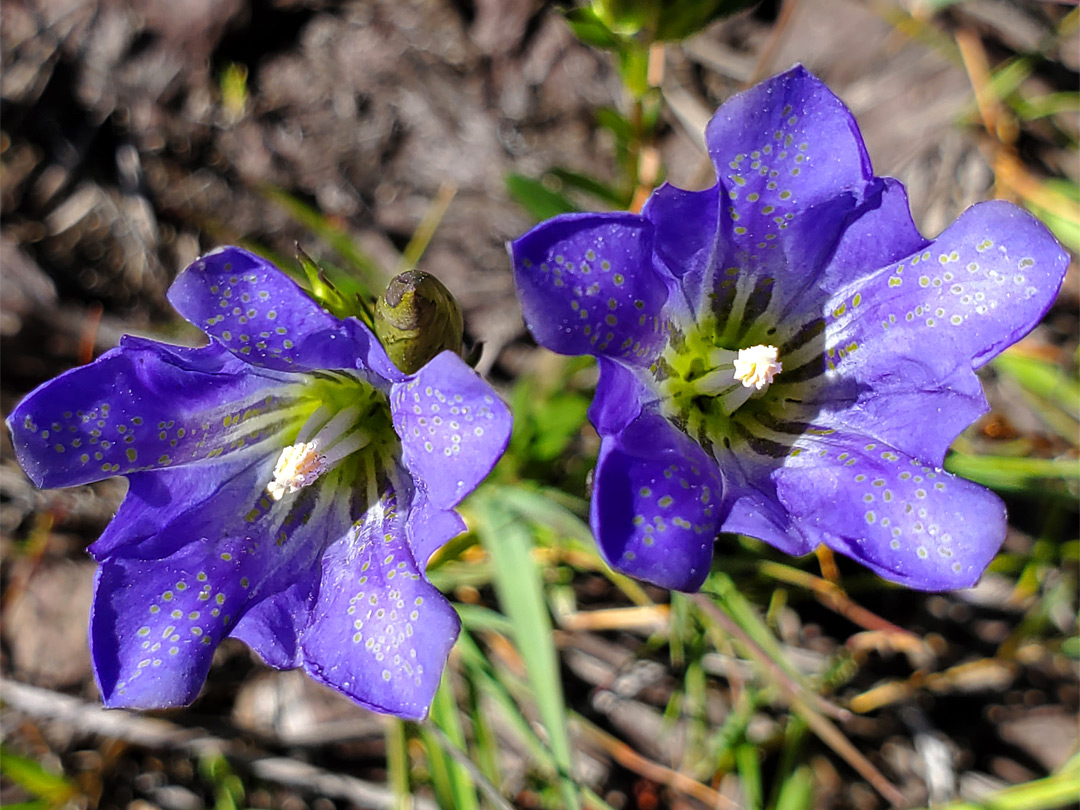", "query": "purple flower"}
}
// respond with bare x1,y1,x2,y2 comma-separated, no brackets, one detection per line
7,247,511,718
510,66,1068,592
